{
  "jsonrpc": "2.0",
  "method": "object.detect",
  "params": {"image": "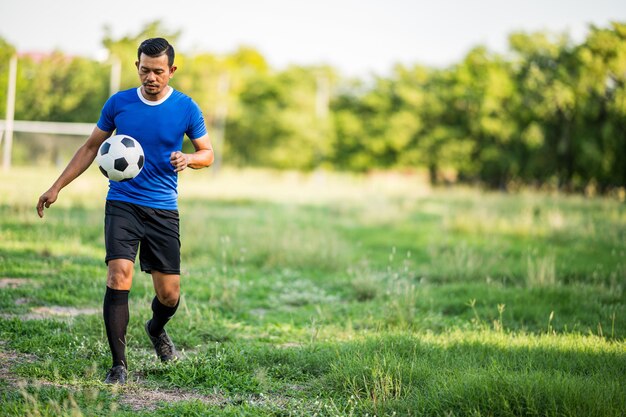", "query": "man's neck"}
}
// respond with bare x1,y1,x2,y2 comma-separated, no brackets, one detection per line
140,85,171,102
